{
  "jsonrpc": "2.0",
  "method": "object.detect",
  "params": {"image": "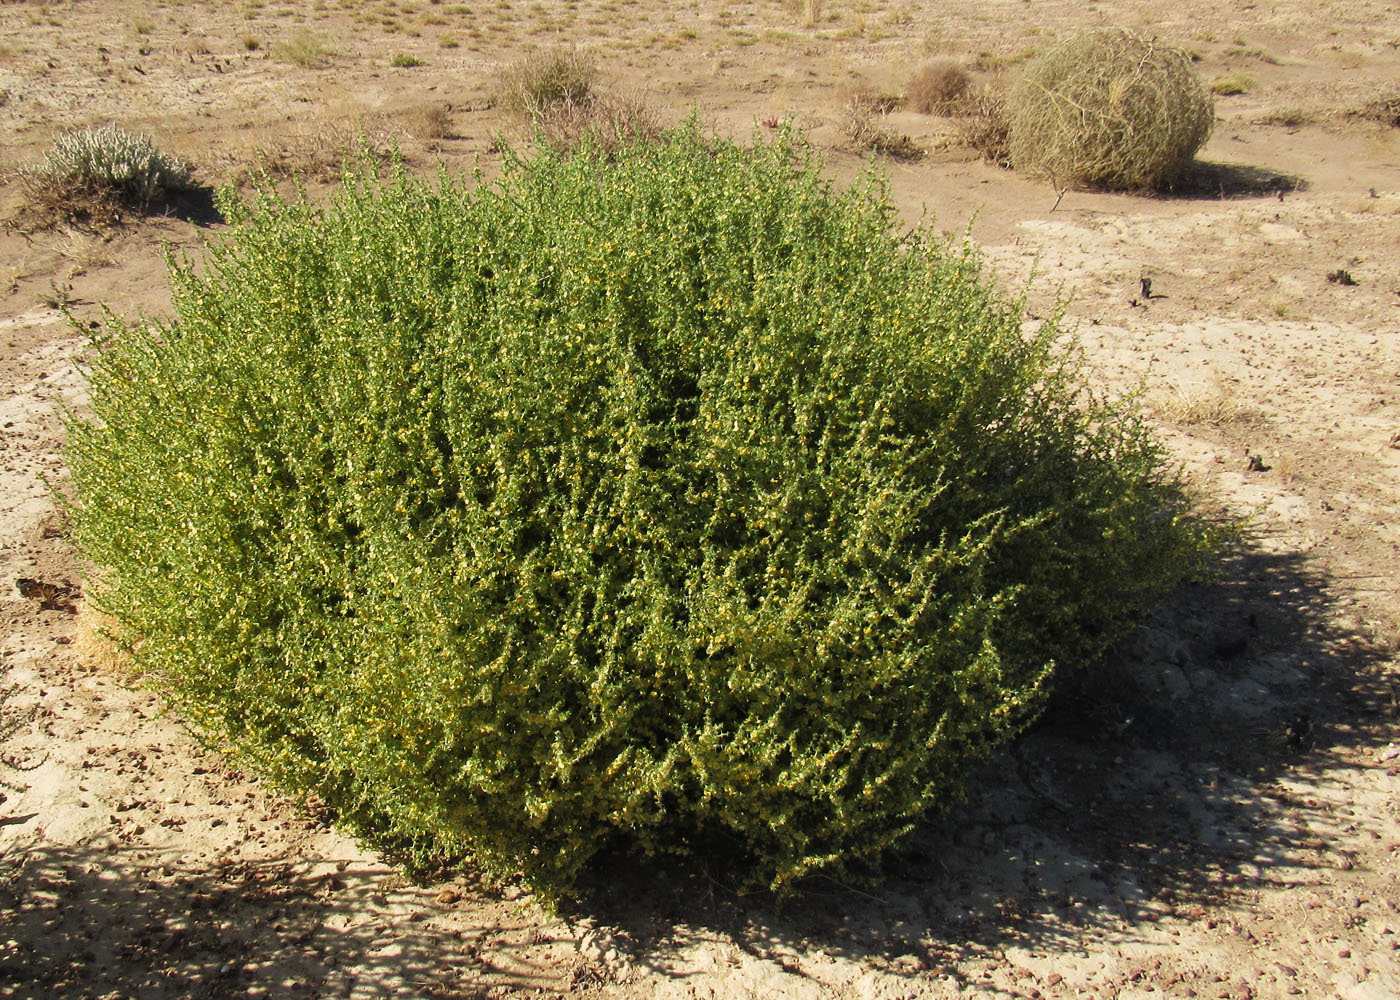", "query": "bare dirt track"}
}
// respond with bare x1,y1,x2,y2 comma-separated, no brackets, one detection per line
1,1,1399,997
